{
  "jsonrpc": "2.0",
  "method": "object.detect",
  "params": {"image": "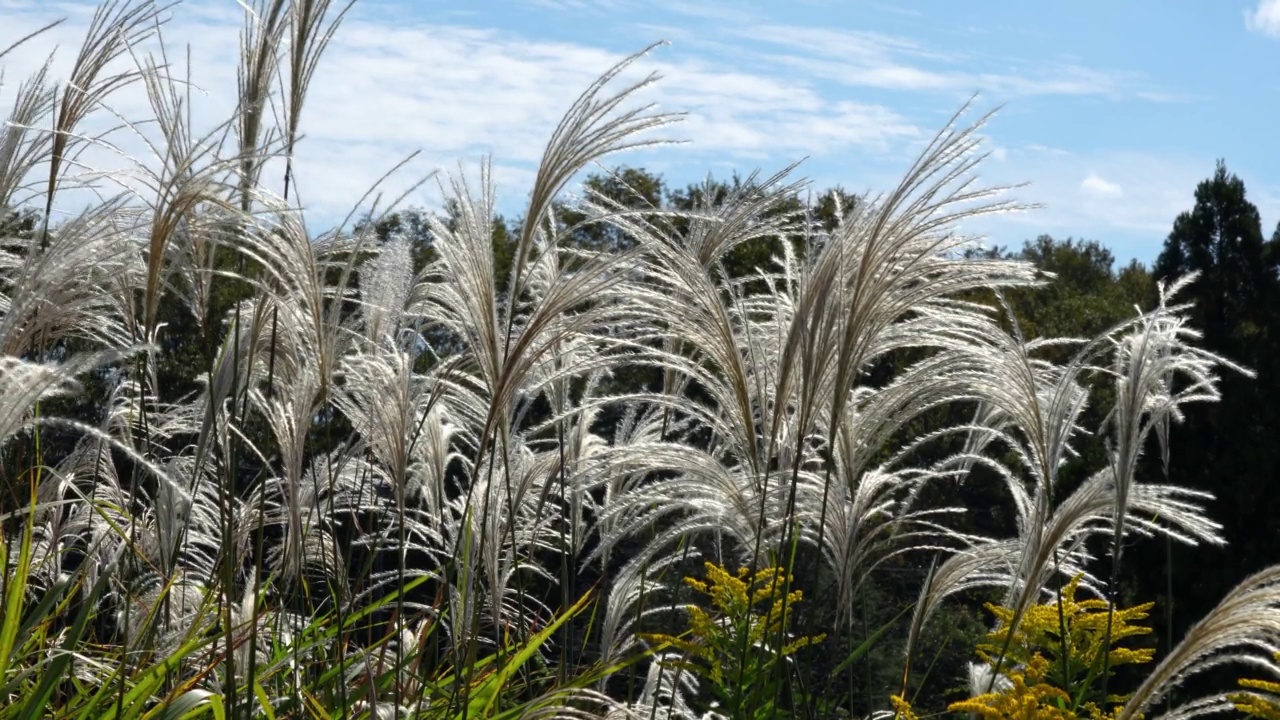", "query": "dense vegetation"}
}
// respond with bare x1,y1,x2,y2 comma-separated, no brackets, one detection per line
3,2,1280,718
